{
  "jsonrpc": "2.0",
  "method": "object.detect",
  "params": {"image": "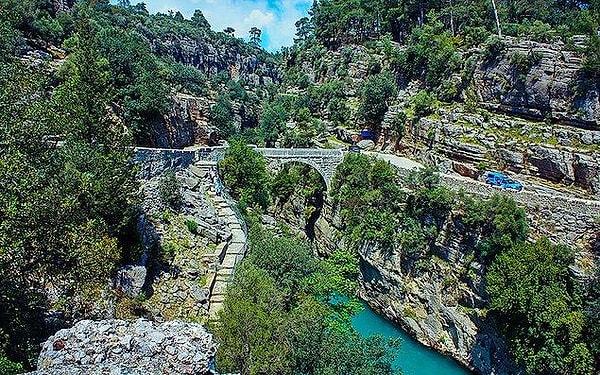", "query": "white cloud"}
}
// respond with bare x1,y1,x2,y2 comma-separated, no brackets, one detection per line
137,0,312,51
245,9,275,28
